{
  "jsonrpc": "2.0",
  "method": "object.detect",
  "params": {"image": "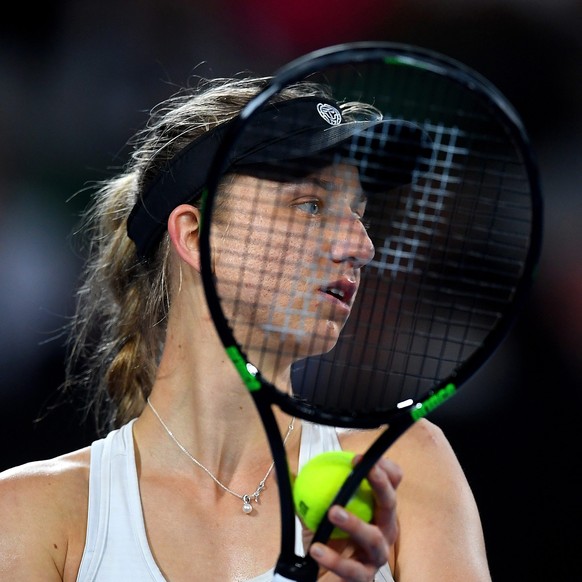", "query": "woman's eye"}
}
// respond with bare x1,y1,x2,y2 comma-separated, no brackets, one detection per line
295,200,321,215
